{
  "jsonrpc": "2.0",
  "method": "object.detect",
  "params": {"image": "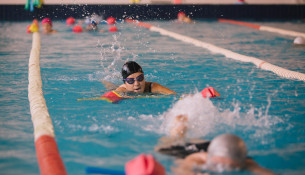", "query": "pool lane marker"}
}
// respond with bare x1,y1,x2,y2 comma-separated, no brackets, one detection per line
28,32,67,175
218,18,305,38
126,19,305,82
